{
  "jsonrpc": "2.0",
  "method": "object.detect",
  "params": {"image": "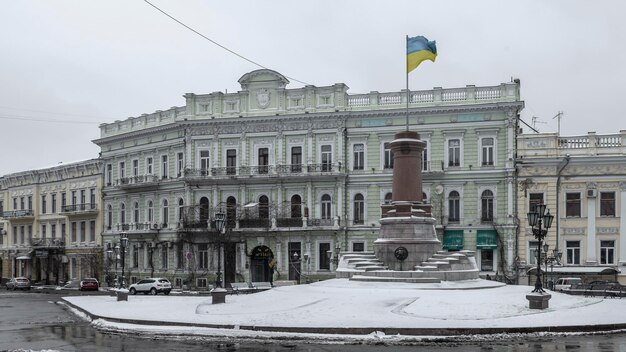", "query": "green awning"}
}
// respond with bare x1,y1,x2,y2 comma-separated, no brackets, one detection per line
443,230,464,250
477,230,498,250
